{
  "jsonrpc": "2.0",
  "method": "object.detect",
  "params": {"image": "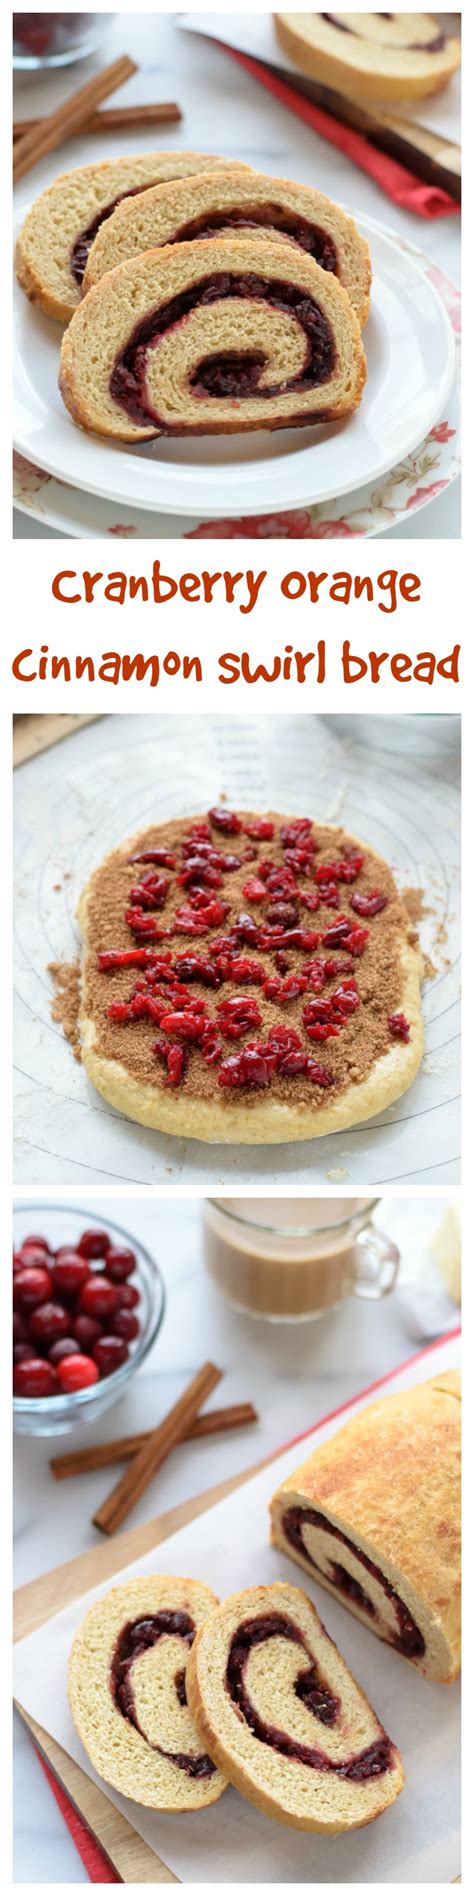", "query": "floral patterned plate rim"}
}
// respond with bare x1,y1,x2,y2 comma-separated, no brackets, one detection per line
14,229,460,541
